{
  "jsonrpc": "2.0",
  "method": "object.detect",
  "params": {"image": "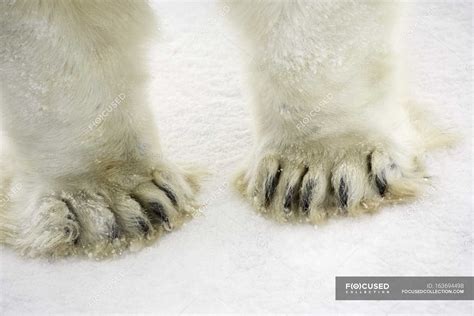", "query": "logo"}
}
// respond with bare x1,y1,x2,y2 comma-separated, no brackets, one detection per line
345,282,390,294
